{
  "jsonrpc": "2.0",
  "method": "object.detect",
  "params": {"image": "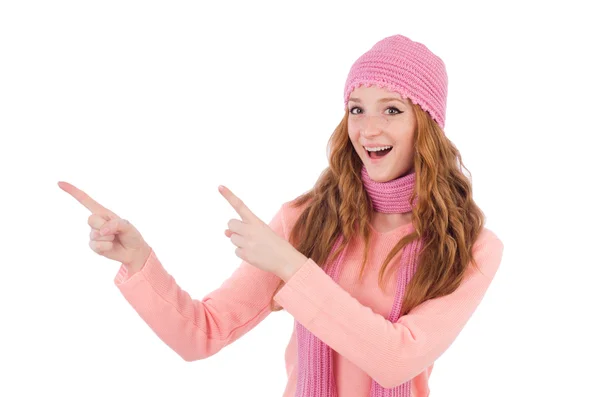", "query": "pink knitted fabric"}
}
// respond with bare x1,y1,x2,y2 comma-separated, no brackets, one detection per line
343,34,448,129
361,166,418,213
294,165,423,396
